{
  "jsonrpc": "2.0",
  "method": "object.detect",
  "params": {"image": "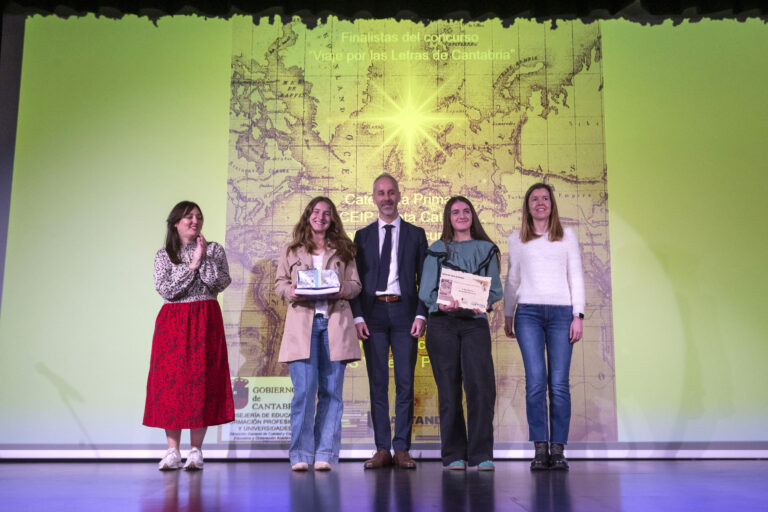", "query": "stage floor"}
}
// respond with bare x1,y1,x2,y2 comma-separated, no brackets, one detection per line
1,459,766,511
